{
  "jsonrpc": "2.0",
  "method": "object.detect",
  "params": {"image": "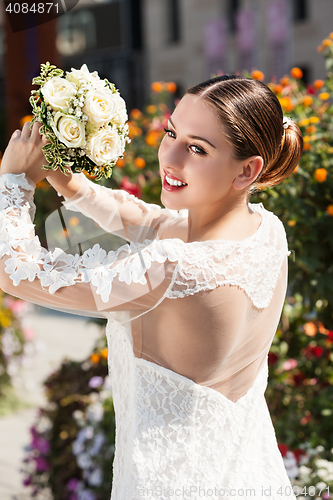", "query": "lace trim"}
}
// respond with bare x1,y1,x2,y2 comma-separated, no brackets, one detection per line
0,174,289,310
165,205,289,308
